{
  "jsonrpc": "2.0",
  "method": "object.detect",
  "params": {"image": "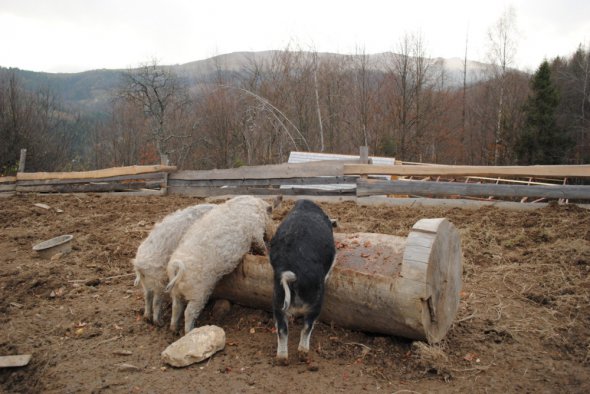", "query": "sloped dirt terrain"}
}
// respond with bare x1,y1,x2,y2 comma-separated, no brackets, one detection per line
0,194,589,393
